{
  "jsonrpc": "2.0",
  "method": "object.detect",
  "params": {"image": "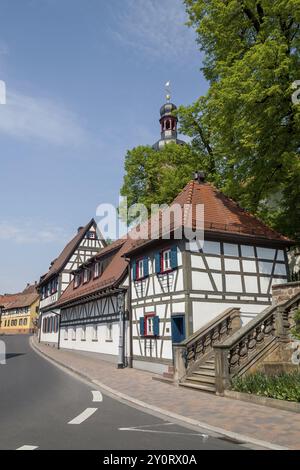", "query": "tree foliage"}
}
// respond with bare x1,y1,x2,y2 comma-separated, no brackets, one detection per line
178,0,300,239
121,1,300,239
120,144,202,222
